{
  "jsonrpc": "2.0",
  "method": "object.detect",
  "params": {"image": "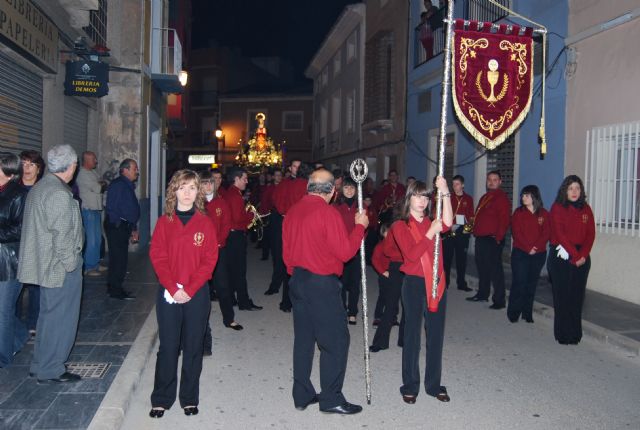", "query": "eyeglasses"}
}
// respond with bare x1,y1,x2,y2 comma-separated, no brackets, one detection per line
22,161,37,168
